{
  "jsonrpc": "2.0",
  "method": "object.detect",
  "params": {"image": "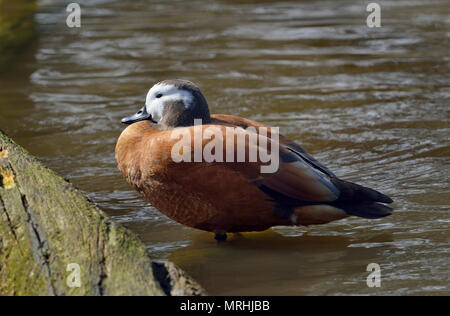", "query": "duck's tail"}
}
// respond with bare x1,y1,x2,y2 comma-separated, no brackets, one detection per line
333,201,393,219
330,178,394,219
